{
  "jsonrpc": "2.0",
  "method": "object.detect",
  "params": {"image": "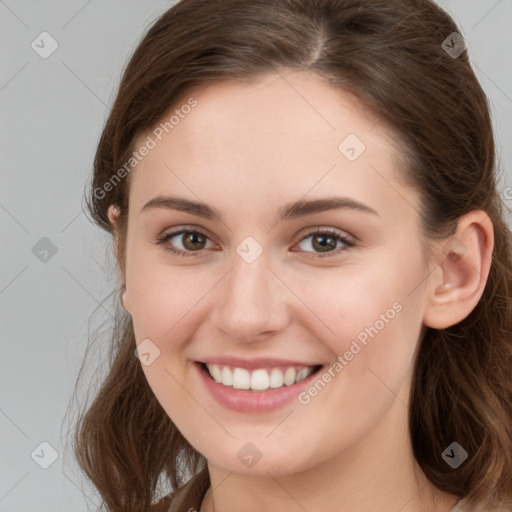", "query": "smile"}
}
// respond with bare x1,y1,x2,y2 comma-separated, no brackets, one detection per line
204,363,321,391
